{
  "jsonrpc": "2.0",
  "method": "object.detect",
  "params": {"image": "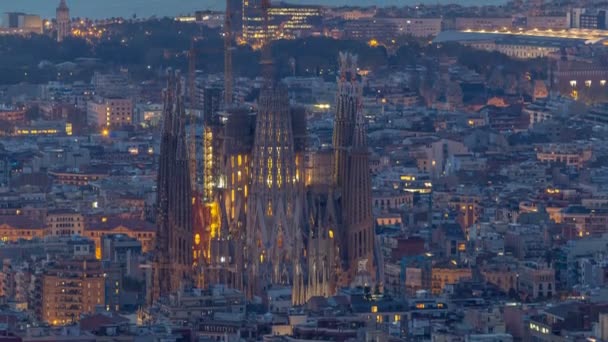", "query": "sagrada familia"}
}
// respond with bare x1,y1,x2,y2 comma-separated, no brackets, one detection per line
153,43,375,304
